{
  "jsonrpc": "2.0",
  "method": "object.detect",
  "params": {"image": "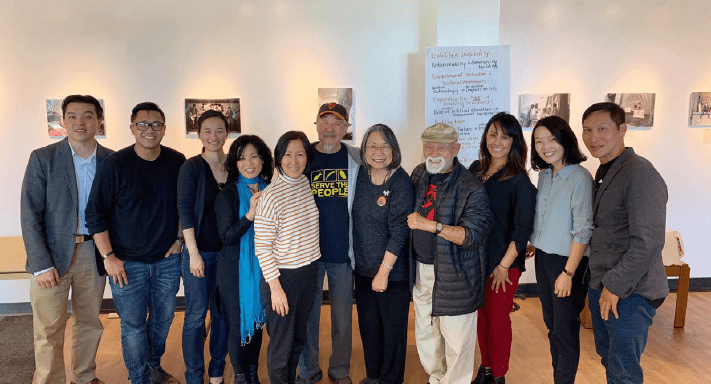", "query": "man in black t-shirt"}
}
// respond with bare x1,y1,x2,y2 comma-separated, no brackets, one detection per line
408,123,492,384
297,103,360,384
86,102,185,384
